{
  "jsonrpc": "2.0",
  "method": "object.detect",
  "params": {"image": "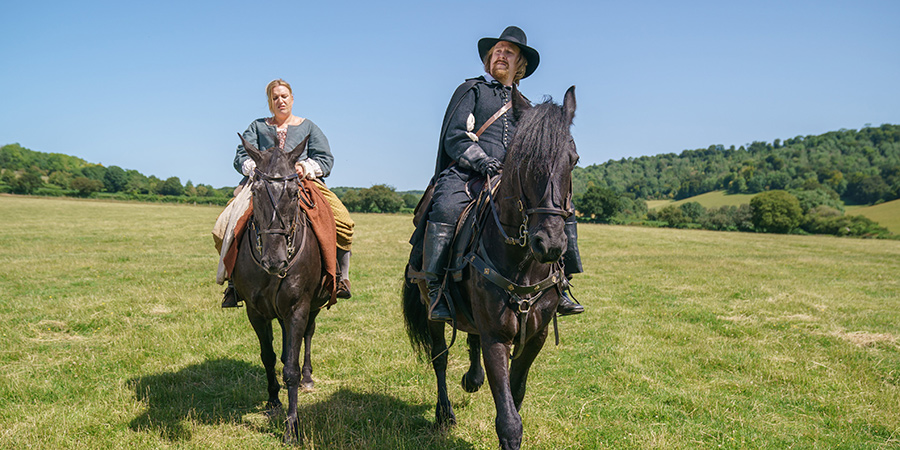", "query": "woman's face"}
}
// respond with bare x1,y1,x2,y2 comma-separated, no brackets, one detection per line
271,85,293,116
